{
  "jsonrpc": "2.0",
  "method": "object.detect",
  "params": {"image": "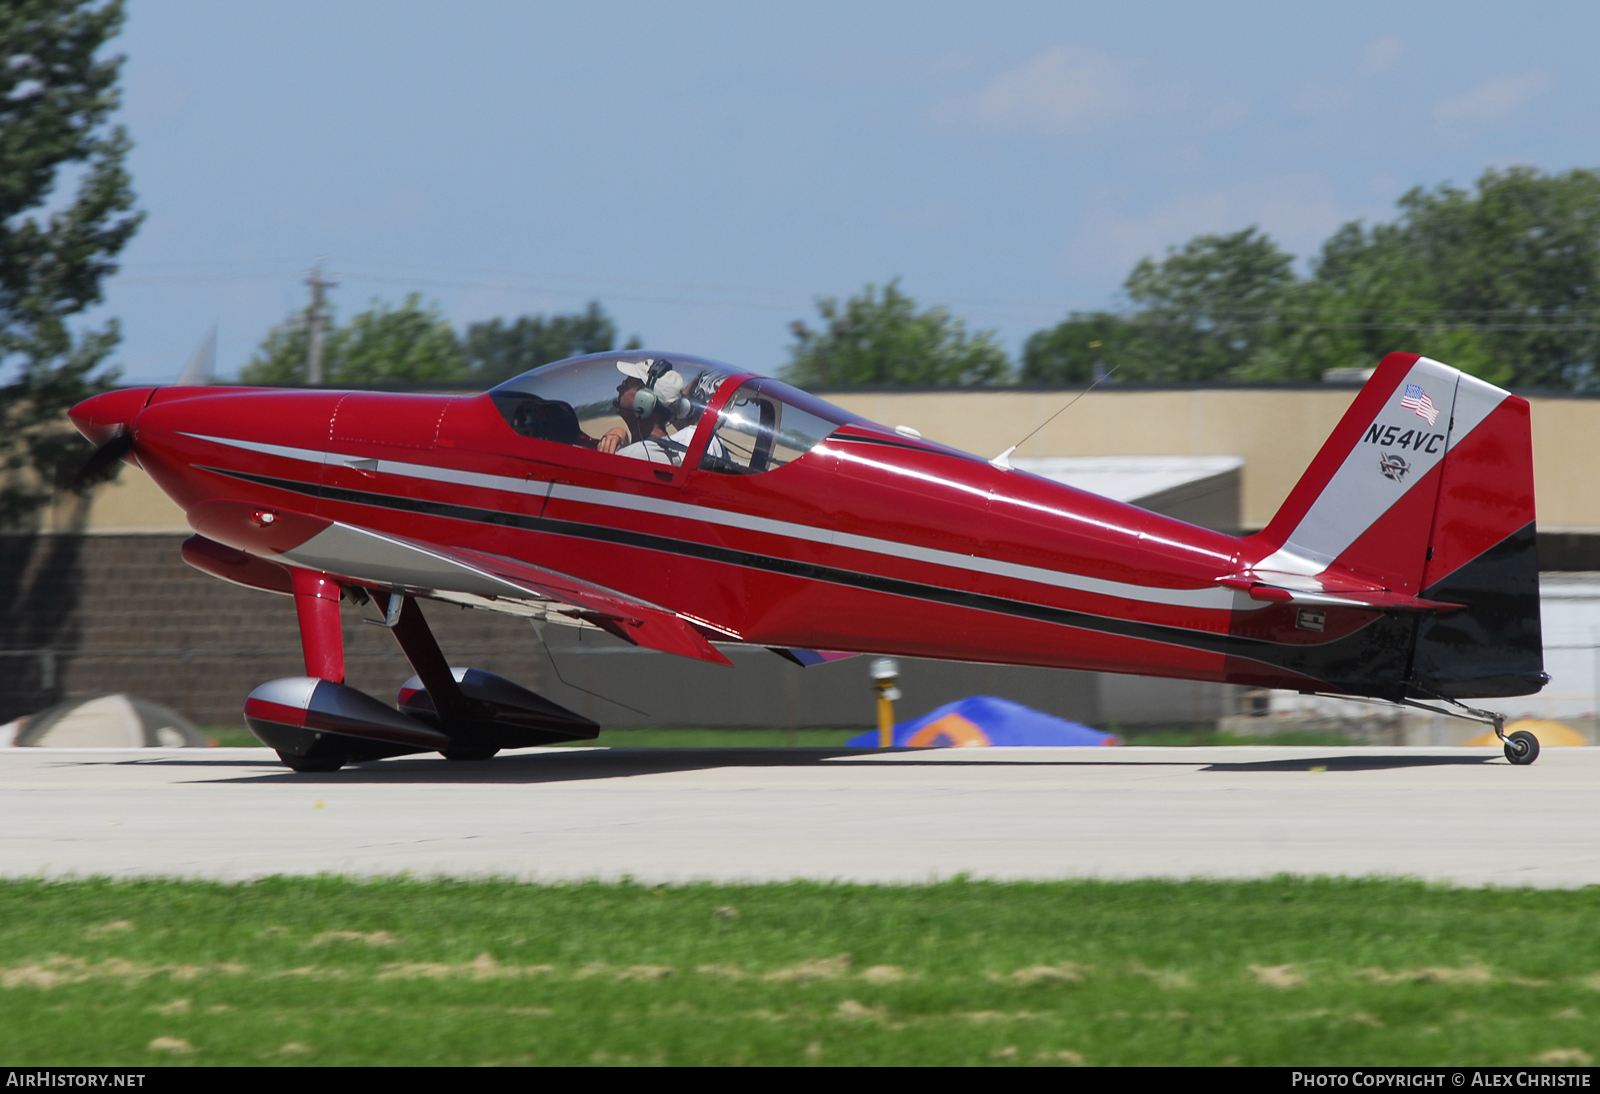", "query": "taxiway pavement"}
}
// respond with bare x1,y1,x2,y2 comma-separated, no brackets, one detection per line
2,746,1596,887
